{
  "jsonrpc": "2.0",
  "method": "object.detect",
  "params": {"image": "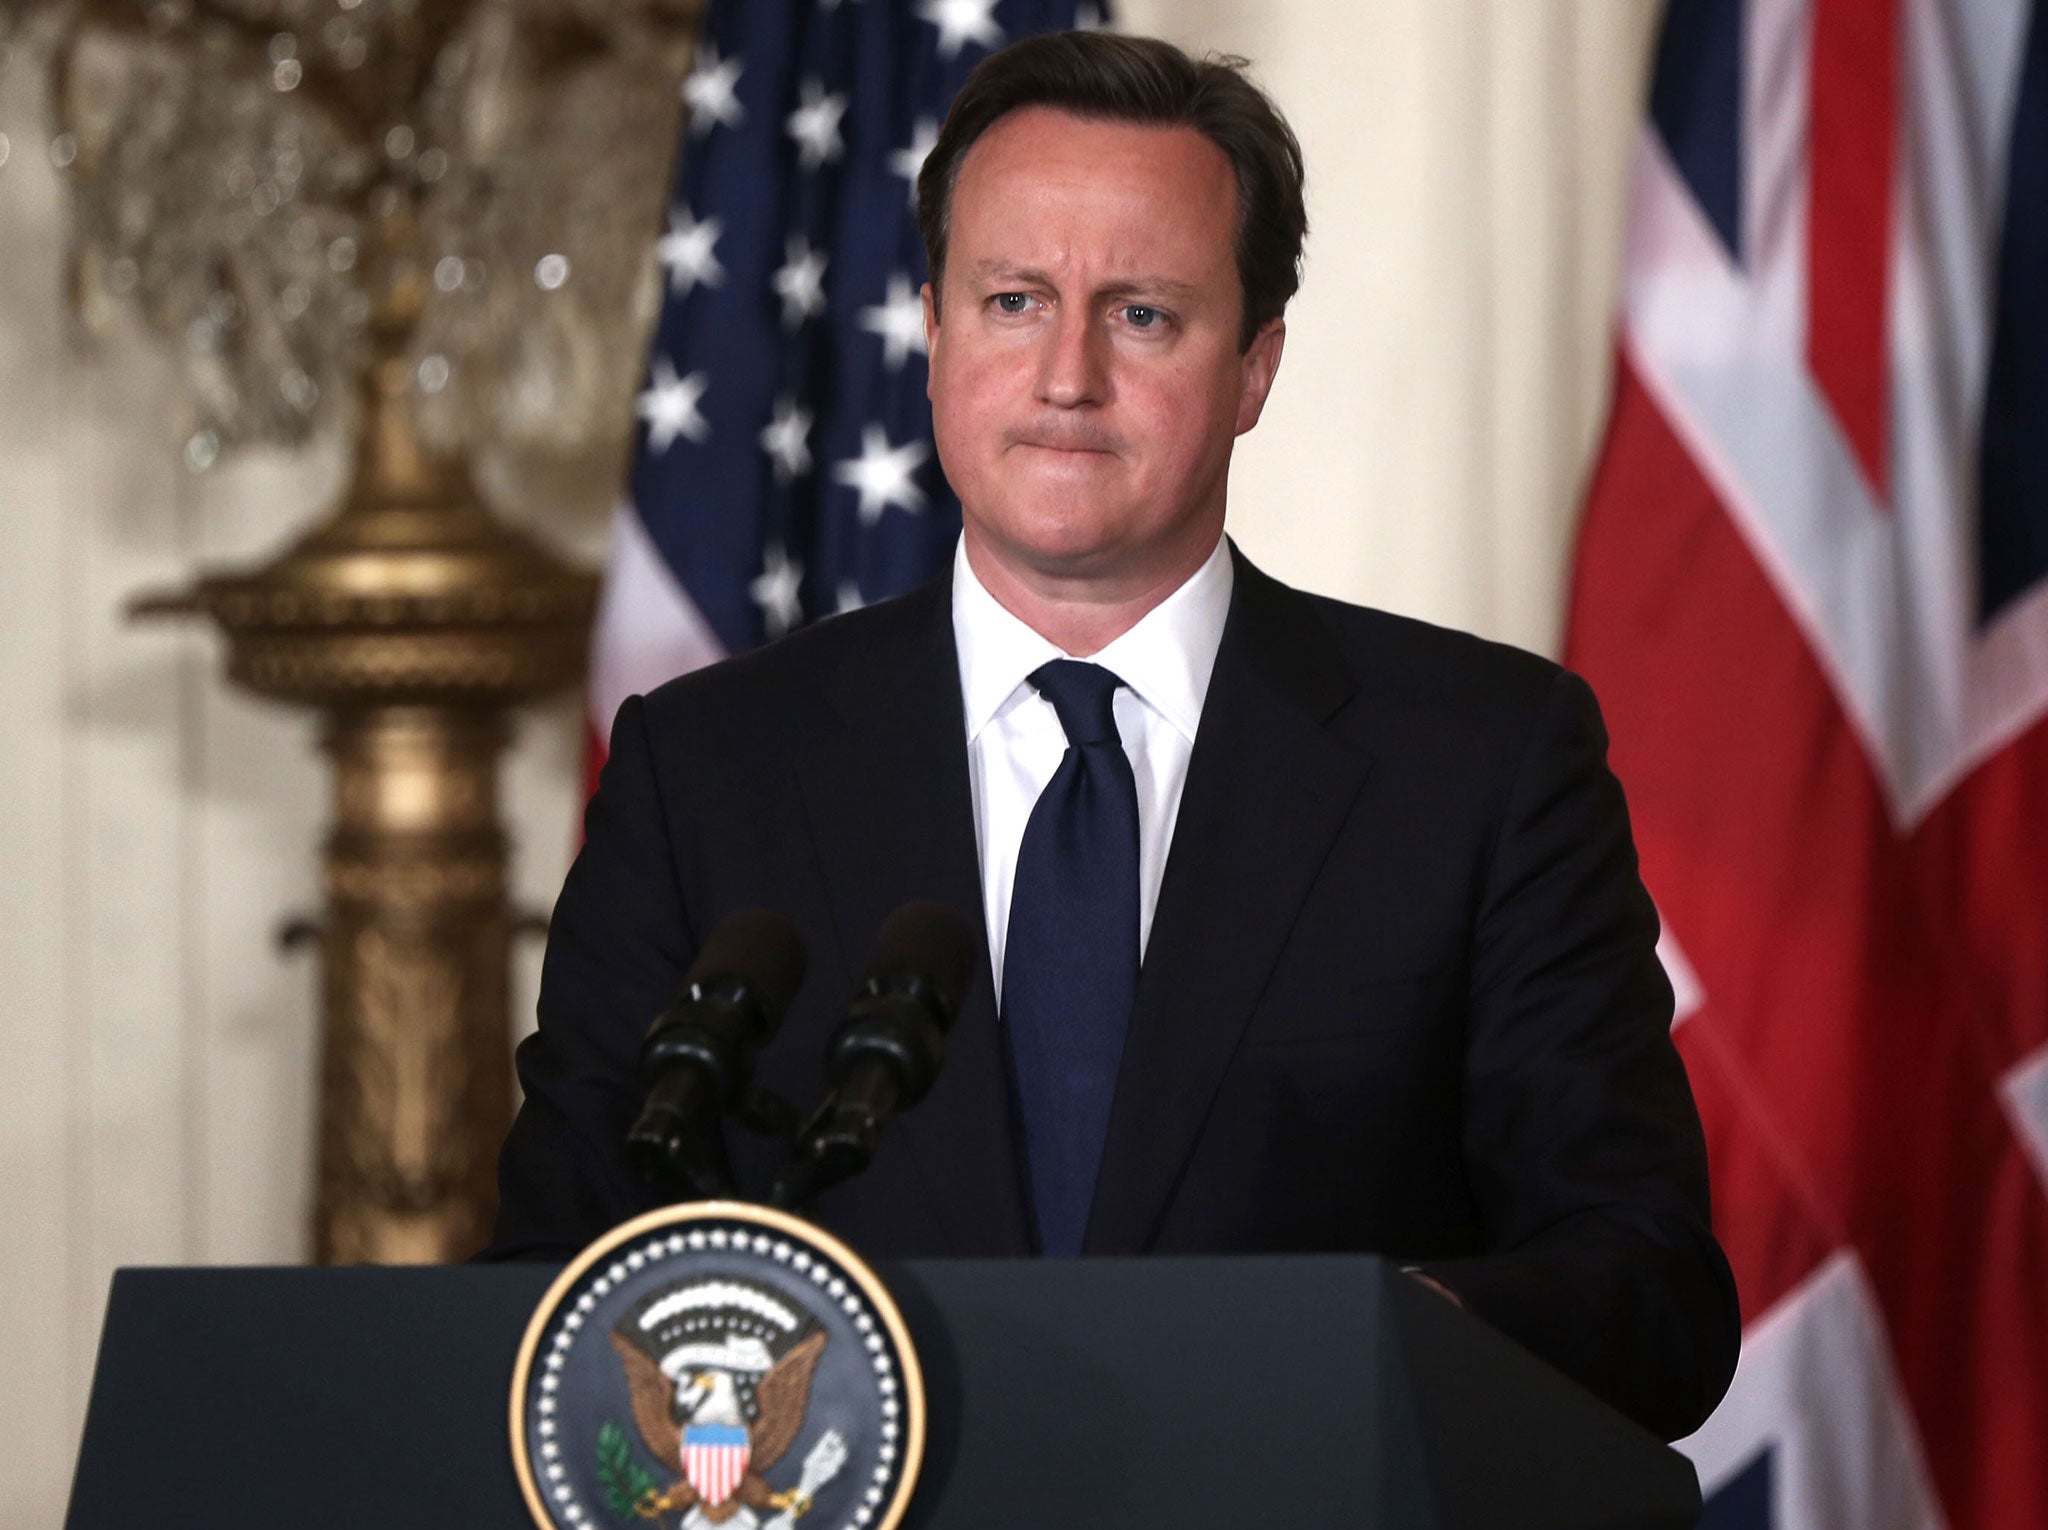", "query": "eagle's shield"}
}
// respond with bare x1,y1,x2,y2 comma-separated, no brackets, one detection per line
681,1422,751,1507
